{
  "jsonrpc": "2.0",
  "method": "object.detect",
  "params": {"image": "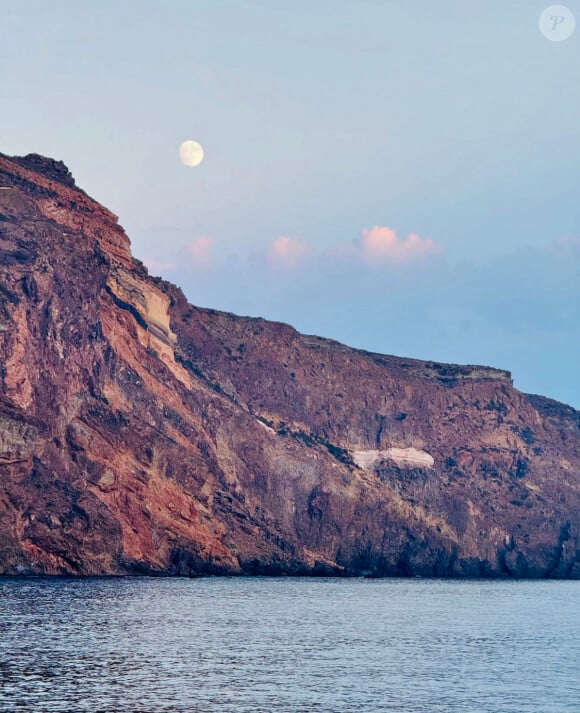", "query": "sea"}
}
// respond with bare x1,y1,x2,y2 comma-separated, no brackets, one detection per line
0,577,578,712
